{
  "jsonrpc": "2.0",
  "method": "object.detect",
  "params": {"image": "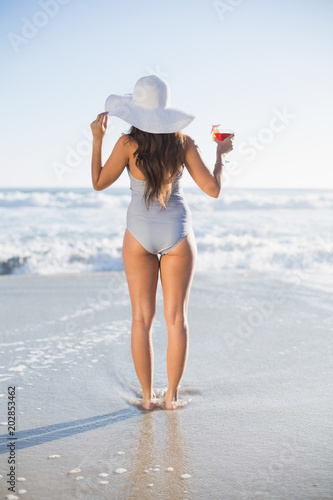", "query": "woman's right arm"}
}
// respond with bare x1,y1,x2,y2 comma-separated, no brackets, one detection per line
183,134,234,198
